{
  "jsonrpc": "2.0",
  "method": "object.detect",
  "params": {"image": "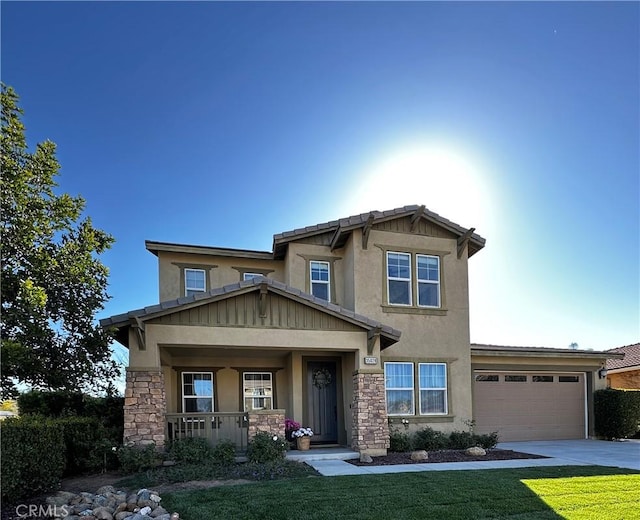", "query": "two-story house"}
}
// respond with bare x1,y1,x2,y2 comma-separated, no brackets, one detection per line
102,205,617,455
